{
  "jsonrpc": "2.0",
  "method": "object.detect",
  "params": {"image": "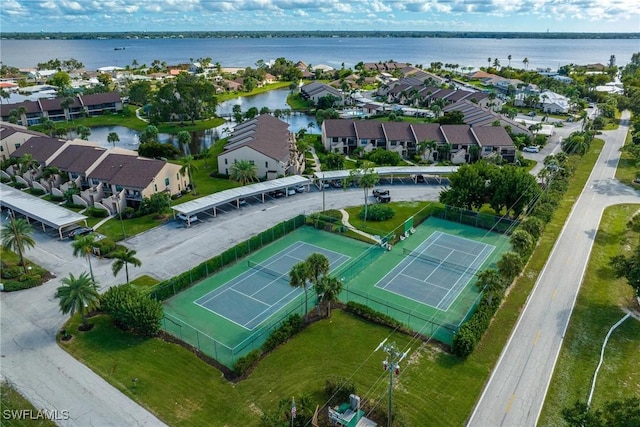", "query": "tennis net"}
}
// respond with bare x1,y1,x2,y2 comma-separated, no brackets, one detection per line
247,260,289,282
402,248,477,275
